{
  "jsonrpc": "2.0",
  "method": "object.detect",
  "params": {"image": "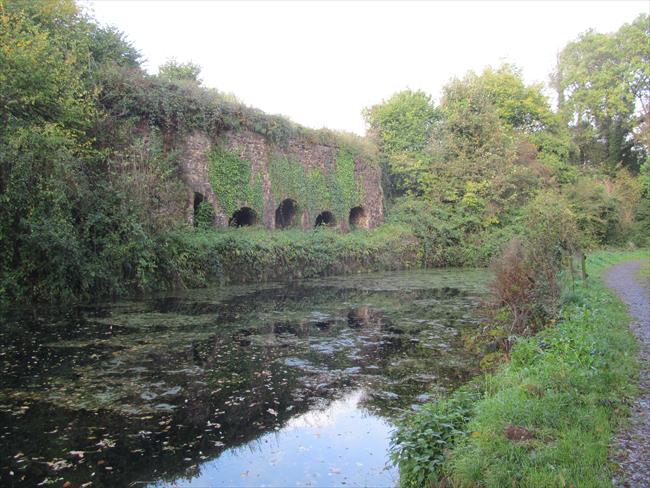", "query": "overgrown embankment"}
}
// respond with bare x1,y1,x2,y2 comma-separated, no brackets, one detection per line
149,218,521,293
392,250,647,487
150,224,421,291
